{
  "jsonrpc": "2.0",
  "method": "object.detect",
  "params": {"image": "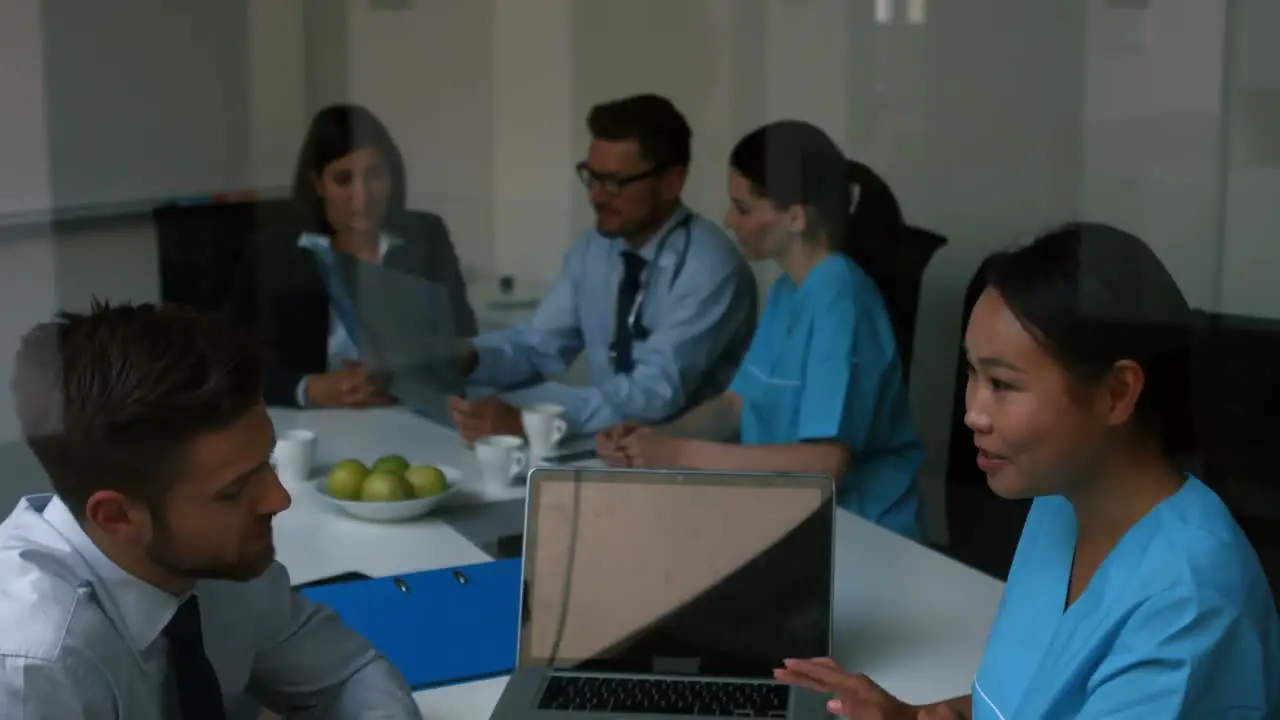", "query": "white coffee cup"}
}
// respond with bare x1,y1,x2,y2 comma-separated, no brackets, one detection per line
521,403,569,460
272,429,317,485
475,434,528,490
